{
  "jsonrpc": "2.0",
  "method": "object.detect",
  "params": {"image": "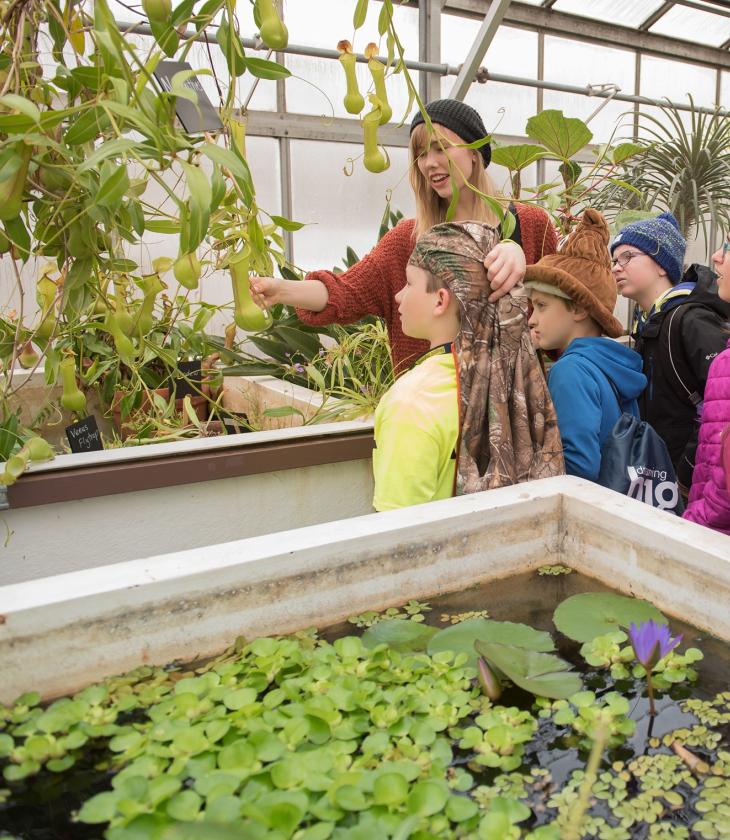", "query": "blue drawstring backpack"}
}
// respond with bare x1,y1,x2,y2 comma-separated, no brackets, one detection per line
596,377,683,516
